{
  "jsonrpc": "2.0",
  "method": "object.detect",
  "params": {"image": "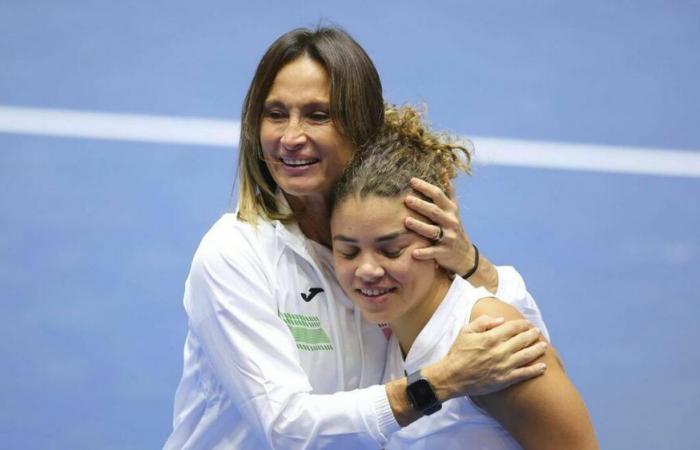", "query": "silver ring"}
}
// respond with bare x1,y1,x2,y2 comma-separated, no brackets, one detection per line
433,227,444,244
